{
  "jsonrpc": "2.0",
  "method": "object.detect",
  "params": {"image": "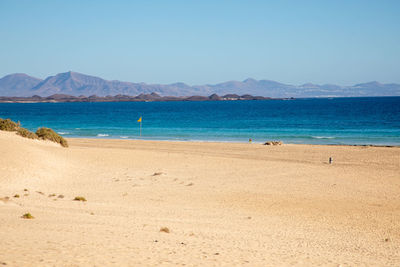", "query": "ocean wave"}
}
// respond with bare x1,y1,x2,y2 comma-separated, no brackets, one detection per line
311,136,336,139
58,132,69,135
97,134,109,137
120,136,129,139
